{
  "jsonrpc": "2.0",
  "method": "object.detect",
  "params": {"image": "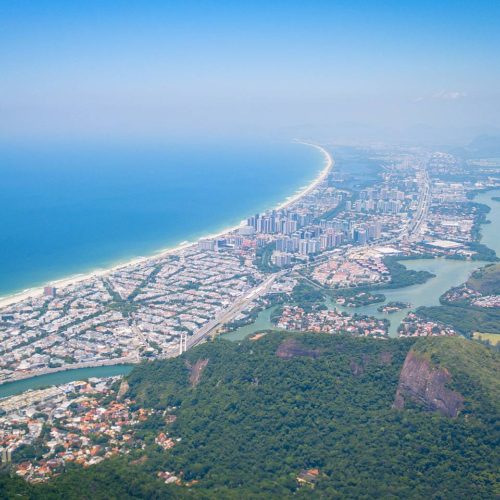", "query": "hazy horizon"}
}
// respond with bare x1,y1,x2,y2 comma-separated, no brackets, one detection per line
1,0,500,146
